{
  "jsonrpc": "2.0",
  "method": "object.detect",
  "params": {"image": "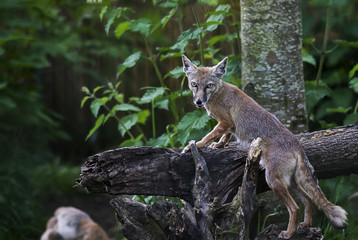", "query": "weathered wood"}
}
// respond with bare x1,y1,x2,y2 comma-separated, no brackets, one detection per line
241,138,262,239
255,224,323,240
189,140,214,240
77,125,358,205
109,138,269,240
